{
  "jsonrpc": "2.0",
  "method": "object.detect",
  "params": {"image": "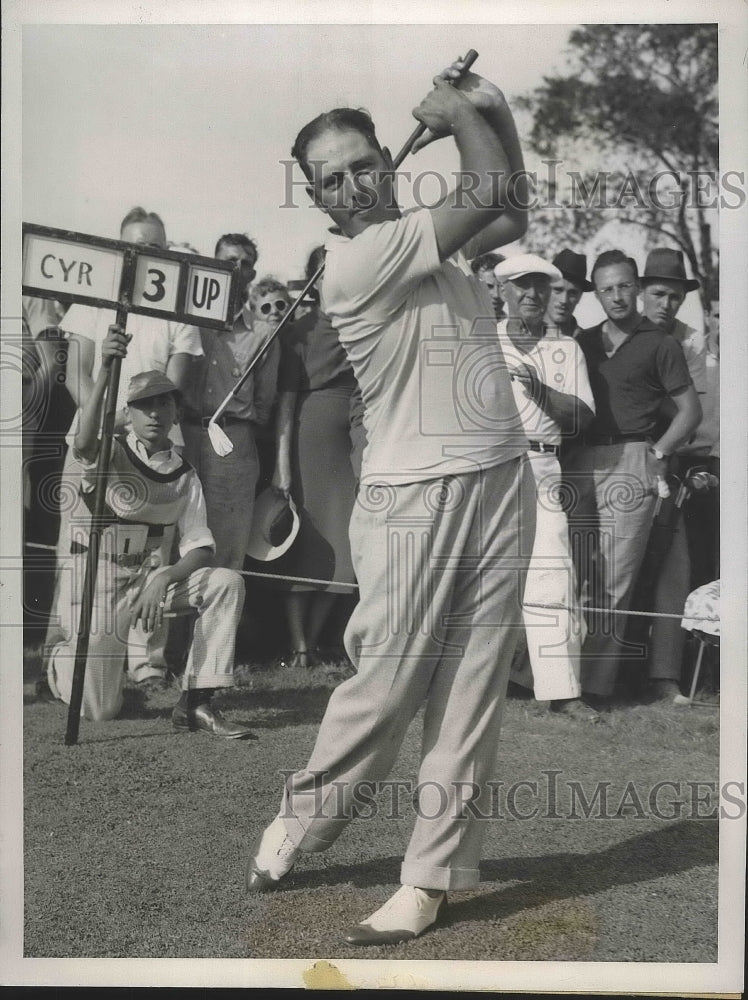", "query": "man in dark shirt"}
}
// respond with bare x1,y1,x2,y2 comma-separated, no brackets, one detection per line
565,250,701,703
